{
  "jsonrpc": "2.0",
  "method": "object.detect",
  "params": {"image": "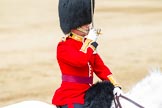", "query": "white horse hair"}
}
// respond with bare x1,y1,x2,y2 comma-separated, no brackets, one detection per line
3,100,57,108
3,68,162,108
119,68,162,108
